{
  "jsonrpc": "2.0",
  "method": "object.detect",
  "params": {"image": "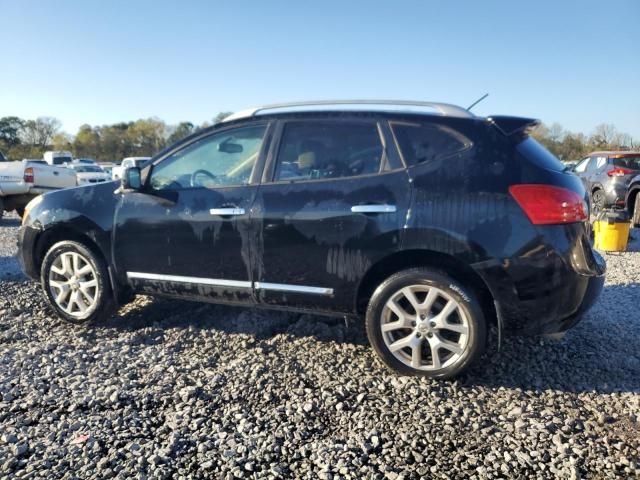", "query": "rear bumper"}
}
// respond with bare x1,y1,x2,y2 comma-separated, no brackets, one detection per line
603,182,628,207
474,223,606,336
